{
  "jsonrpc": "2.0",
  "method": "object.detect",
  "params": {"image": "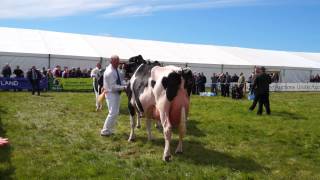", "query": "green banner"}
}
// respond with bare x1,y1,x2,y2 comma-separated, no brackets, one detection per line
55,78,93,91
